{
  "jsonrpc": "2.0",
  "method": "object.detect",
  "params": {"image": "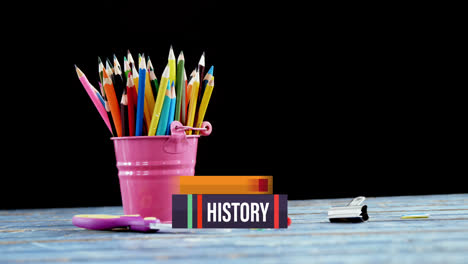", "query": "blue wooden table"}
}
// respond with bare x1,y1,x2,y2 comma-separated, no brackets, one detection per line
1,194,467,263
